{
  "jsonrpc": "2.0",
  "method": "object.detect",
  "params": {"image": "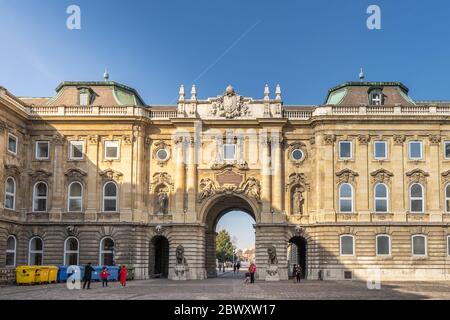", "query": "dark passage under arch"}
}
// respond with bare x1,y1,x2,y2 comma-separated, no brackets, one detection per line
149,236,169,278
289,236,307,279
